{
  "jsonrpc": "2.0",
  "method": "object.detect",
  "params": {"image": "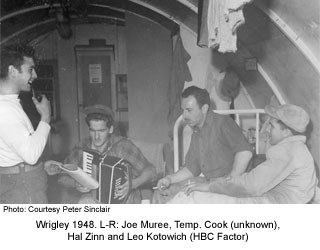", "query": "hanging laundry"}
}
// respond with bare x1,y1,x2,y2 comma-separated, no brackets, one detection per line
225,0,253,12
197,0,211,47
198,0,253,53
